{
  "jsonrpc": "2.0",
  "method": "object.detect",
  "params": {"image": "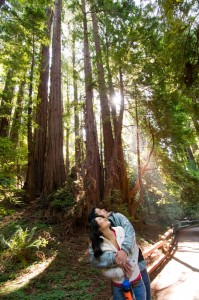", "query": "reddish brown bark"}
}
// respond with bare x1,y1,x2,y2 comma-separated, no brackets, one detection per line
72,23,81,169
33,7,52,196
82,0,102,209
104,67,128,205
65,72,70,177
91,9,114,189
129,121,155,217
24,34,35,200
42,0,66,200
